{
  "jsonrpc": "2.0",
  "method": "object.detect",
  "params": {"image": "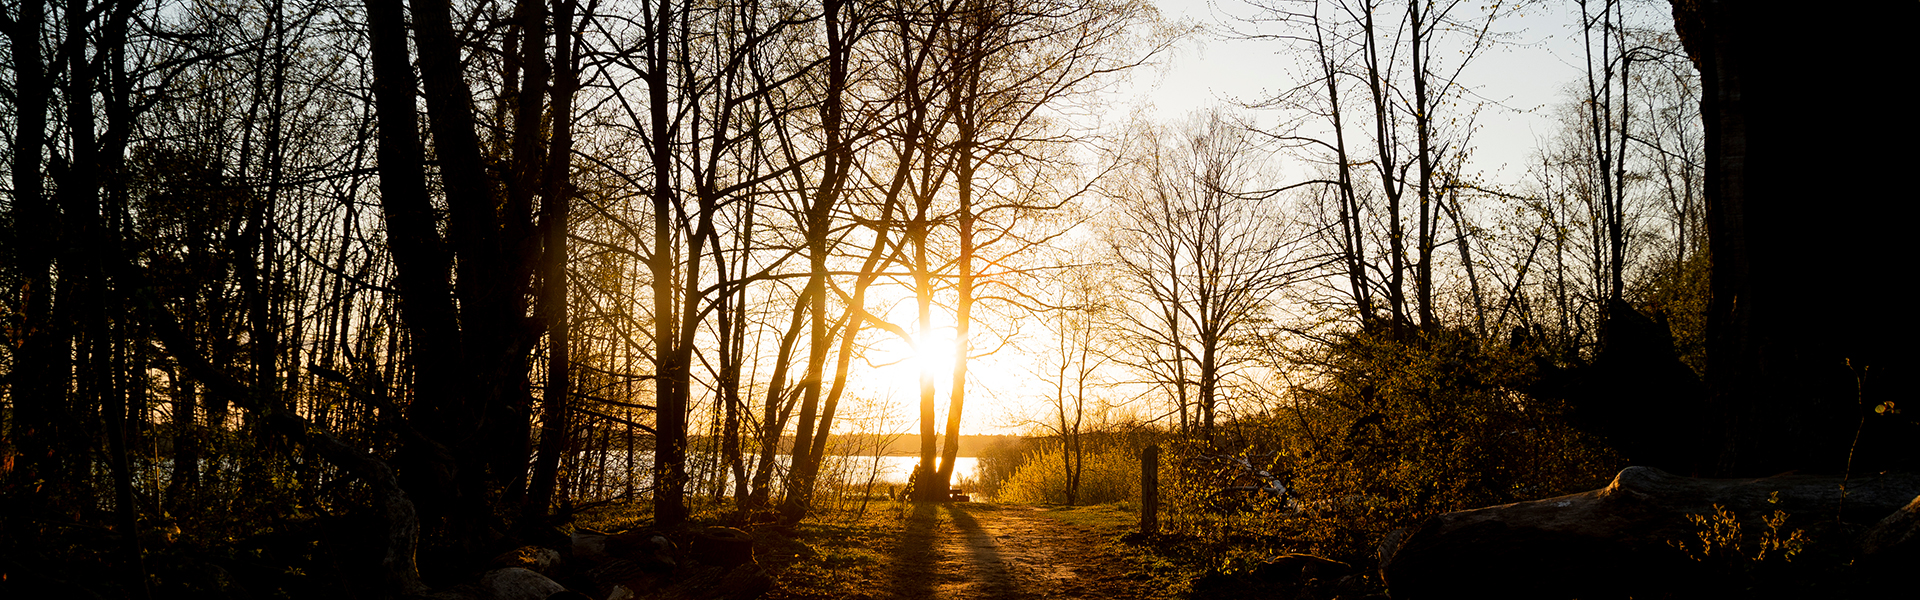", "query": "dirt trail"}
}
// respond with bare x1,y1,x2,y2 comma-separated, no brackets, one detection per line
873,504,1155,600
